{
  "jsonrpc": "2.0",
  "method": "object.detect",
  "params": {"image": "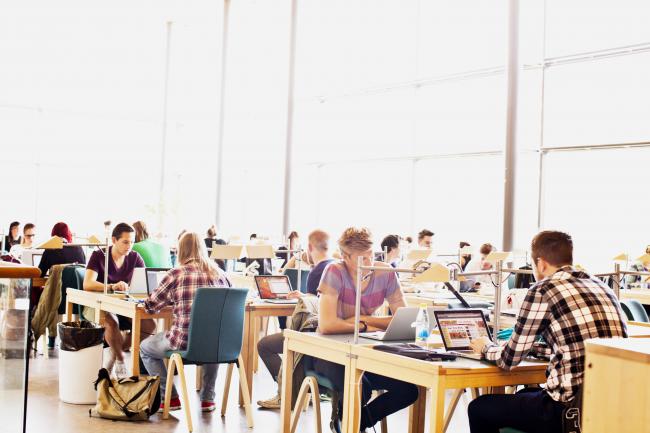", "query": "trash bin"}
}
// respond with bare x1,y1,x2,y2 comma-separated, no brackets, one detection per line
58,321,105,404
